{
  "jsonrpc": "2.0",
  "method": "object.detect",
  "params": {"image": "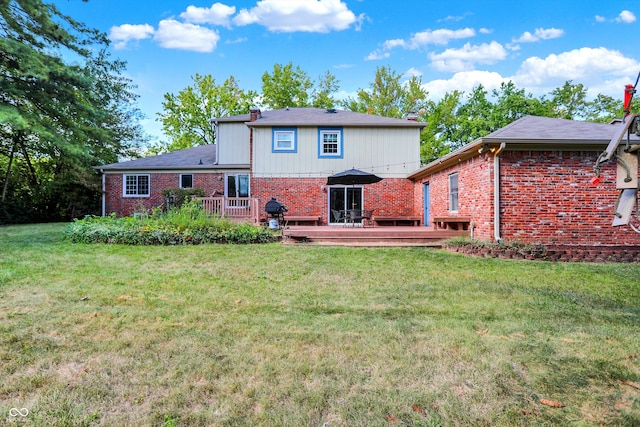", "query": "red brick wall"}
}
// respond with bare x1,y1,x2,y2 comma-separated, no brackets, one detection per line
415,150,640,246
414,153,494,235
252,177,415,225
500,150,640,245
104,172,225,216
